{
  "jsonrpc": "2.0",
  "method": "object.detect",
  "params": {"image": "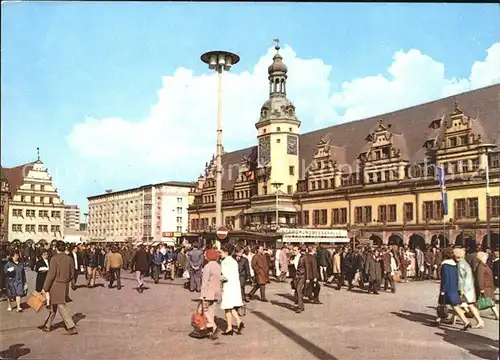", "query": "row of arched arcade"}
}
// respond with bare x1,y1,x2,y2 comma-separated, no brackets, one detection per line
359,232,499,251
